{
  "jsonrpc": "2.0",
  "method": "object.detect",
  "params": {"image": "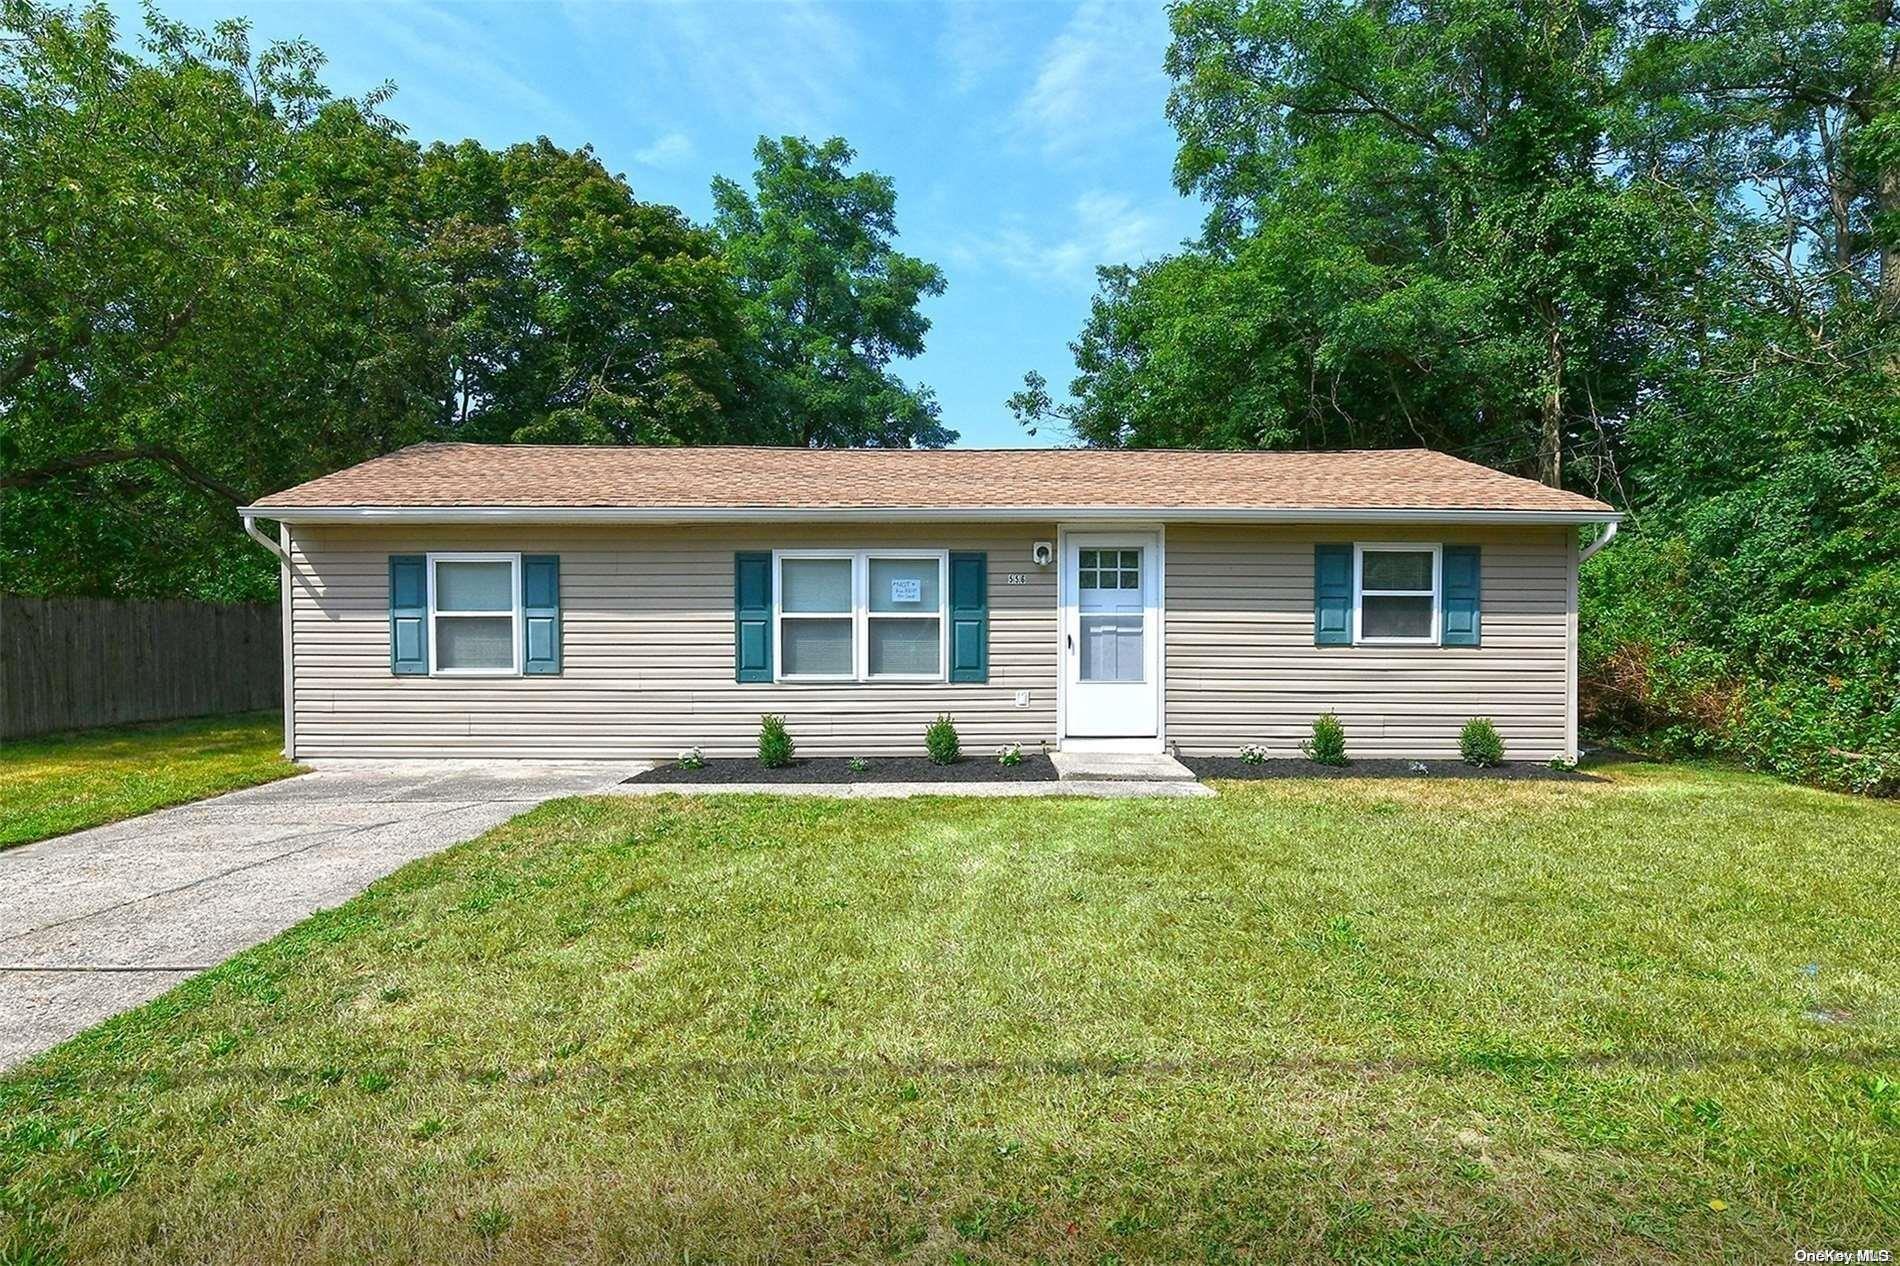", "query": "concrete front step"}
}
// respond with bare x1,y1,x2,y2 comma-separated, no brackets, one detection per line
1048,751,1198,782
